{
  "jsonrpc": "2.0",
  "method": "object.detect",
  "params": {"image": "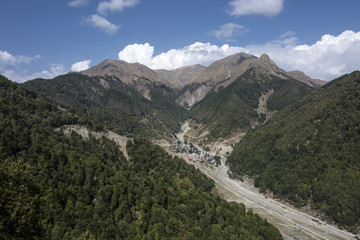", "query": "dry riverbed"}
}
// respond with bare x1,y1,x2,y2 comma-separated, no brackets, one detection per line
172,121,357,240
